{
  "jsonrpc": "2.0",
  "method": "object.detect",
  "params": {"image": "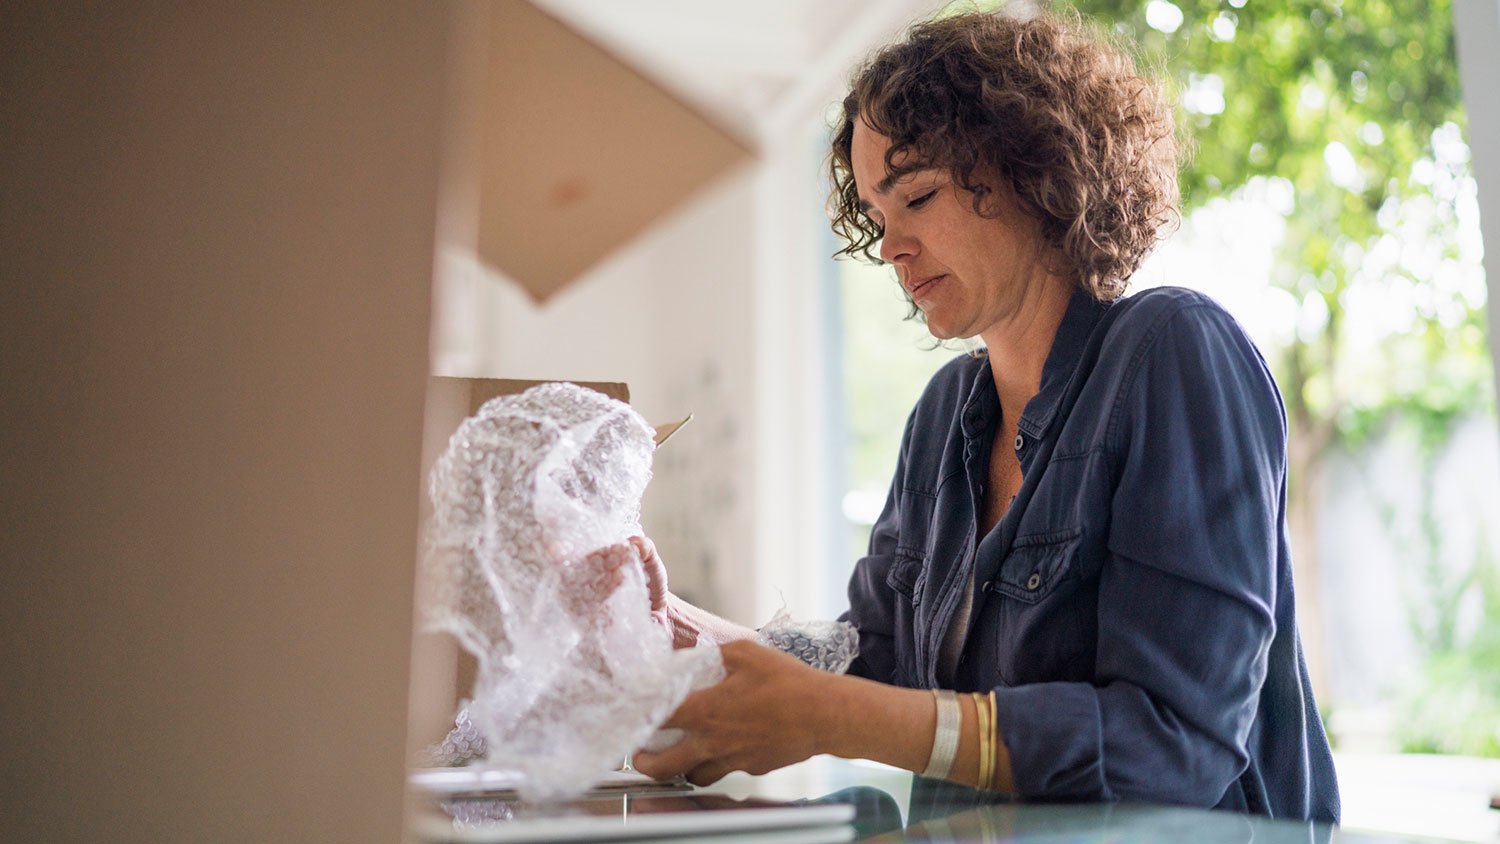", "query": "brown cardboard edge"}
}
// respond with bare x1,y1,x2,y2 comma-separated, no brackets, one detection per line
652,413,693,446
521,1,755,155
430,375,689,447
